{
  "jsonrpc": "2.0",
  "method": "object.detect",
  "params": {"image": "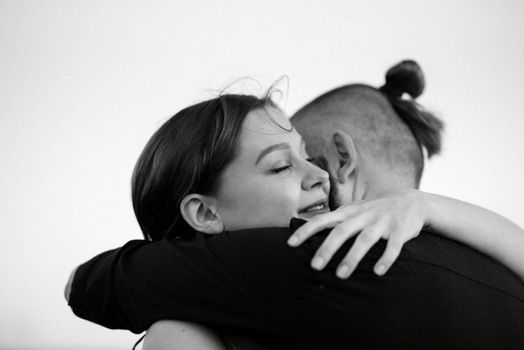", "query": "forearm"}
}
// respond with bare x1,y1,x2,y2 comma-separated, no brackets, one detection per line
66,233,290,336
67,244,141,332
421,191,524,280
